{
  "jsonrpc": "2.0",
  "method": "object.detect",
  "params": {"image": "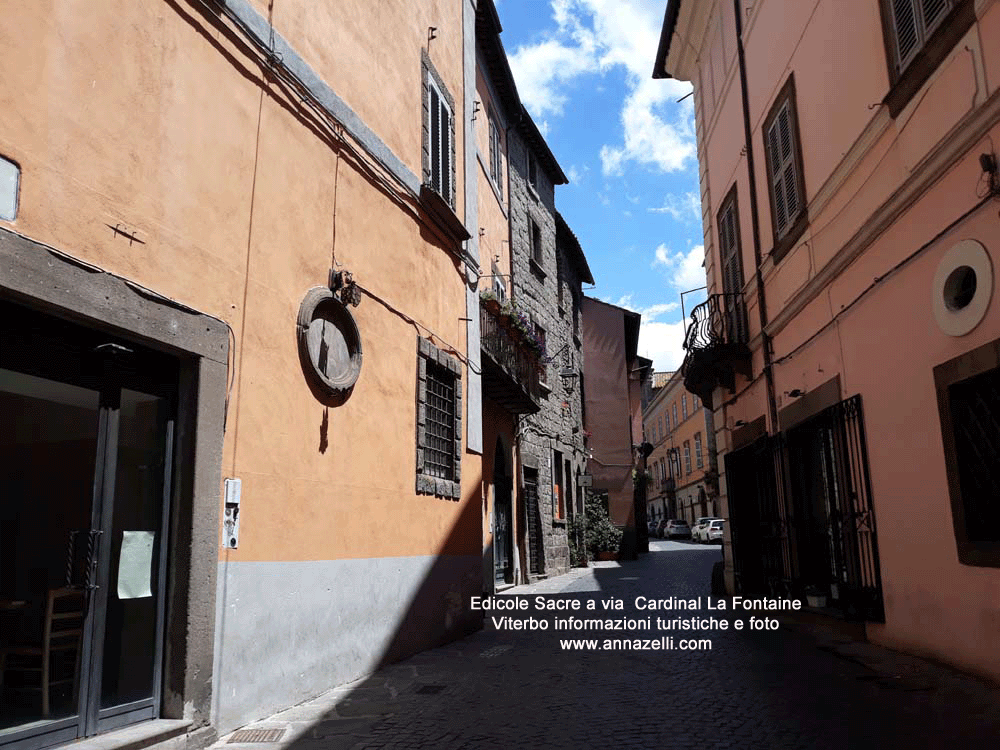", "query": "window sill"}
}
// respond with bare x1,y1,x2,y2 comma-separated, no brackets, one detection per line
552,518,566,527
768,212,808,265
530,257,547,280
881,1,976,120
419,184,470,245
